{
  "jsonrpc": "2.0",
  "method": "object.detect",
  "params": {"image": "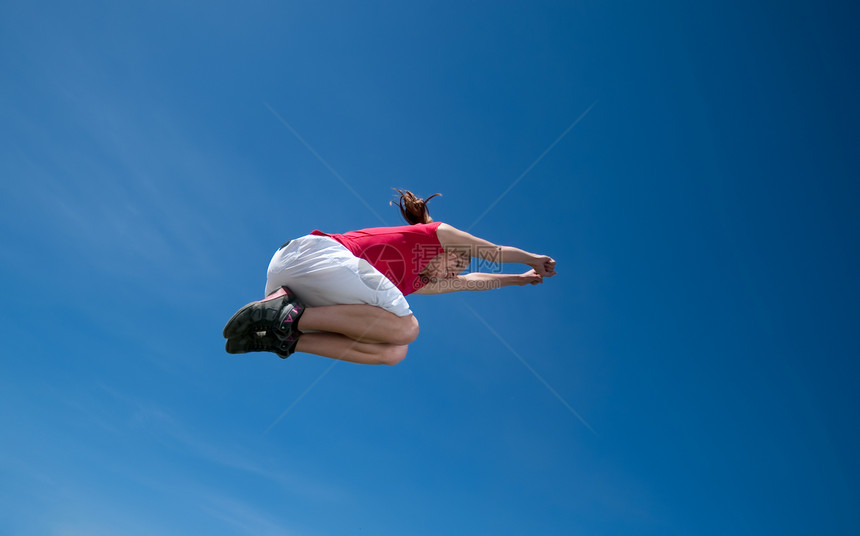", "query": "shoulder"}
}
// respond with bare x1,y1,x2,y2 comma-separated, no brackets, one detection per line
435,224,499,250
434,222,472,246
434,222,457,239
